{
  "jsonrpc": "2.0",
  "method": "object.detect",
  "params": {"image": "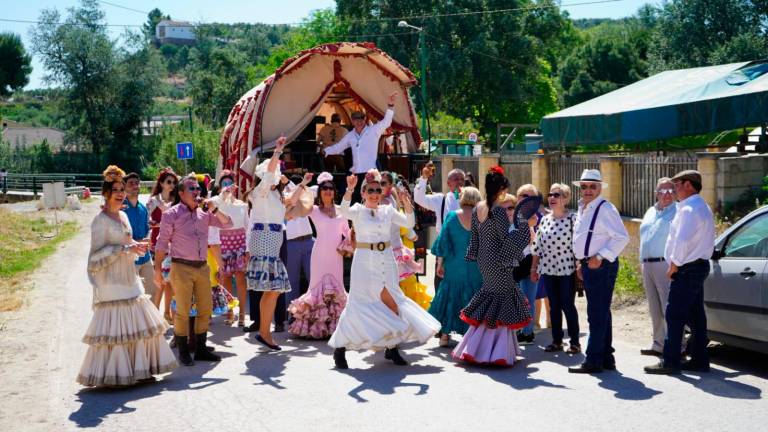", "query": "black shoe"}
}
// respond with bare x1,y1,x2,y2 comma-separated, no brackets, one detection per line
517,332,535,344
681,360,710,372
384,347,408,366
603,363,617,371
255,334,282,351
193,333,221,362
644,361,680,375
243,322,259,333
568,363,603,374
176,336,194,366
274,323,286,333
640,349,663,357
333,348,348,369
169,335,178,349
